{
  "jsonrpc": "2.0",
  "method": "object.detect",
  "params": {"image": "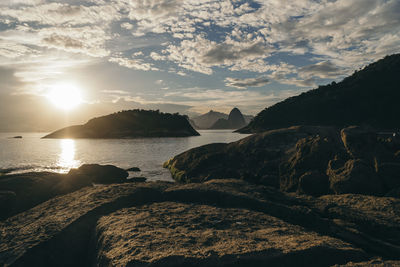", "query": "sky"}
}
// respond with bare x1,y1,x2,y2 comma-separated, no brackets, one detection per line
0,0,399,131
